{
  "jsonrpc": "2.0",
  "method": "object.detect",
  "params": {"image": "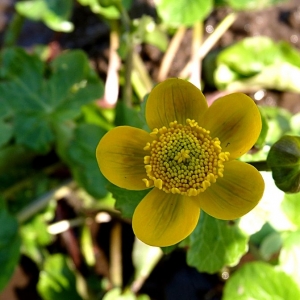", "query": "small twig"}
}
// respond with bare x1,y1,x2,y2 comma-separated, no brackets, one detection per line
116,2,134,107
189,21,203,88
157,26,186,82
101,20,120,107
180,12,237,78
110,222,123,287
